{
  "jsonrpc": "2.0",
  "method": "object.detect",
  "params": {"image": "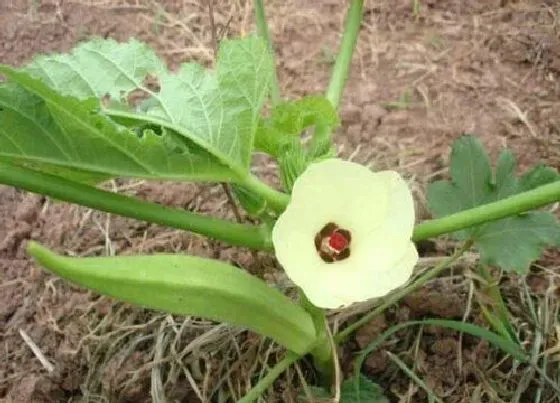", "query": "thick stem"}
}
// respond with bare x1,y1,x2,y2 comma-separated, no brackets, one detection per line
334,241,474,343
0,163,272,250
299,291,334,387
413,181,560,241
325,0,363,110
242,173,290,213
255,0,281,105
311,334,334,388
